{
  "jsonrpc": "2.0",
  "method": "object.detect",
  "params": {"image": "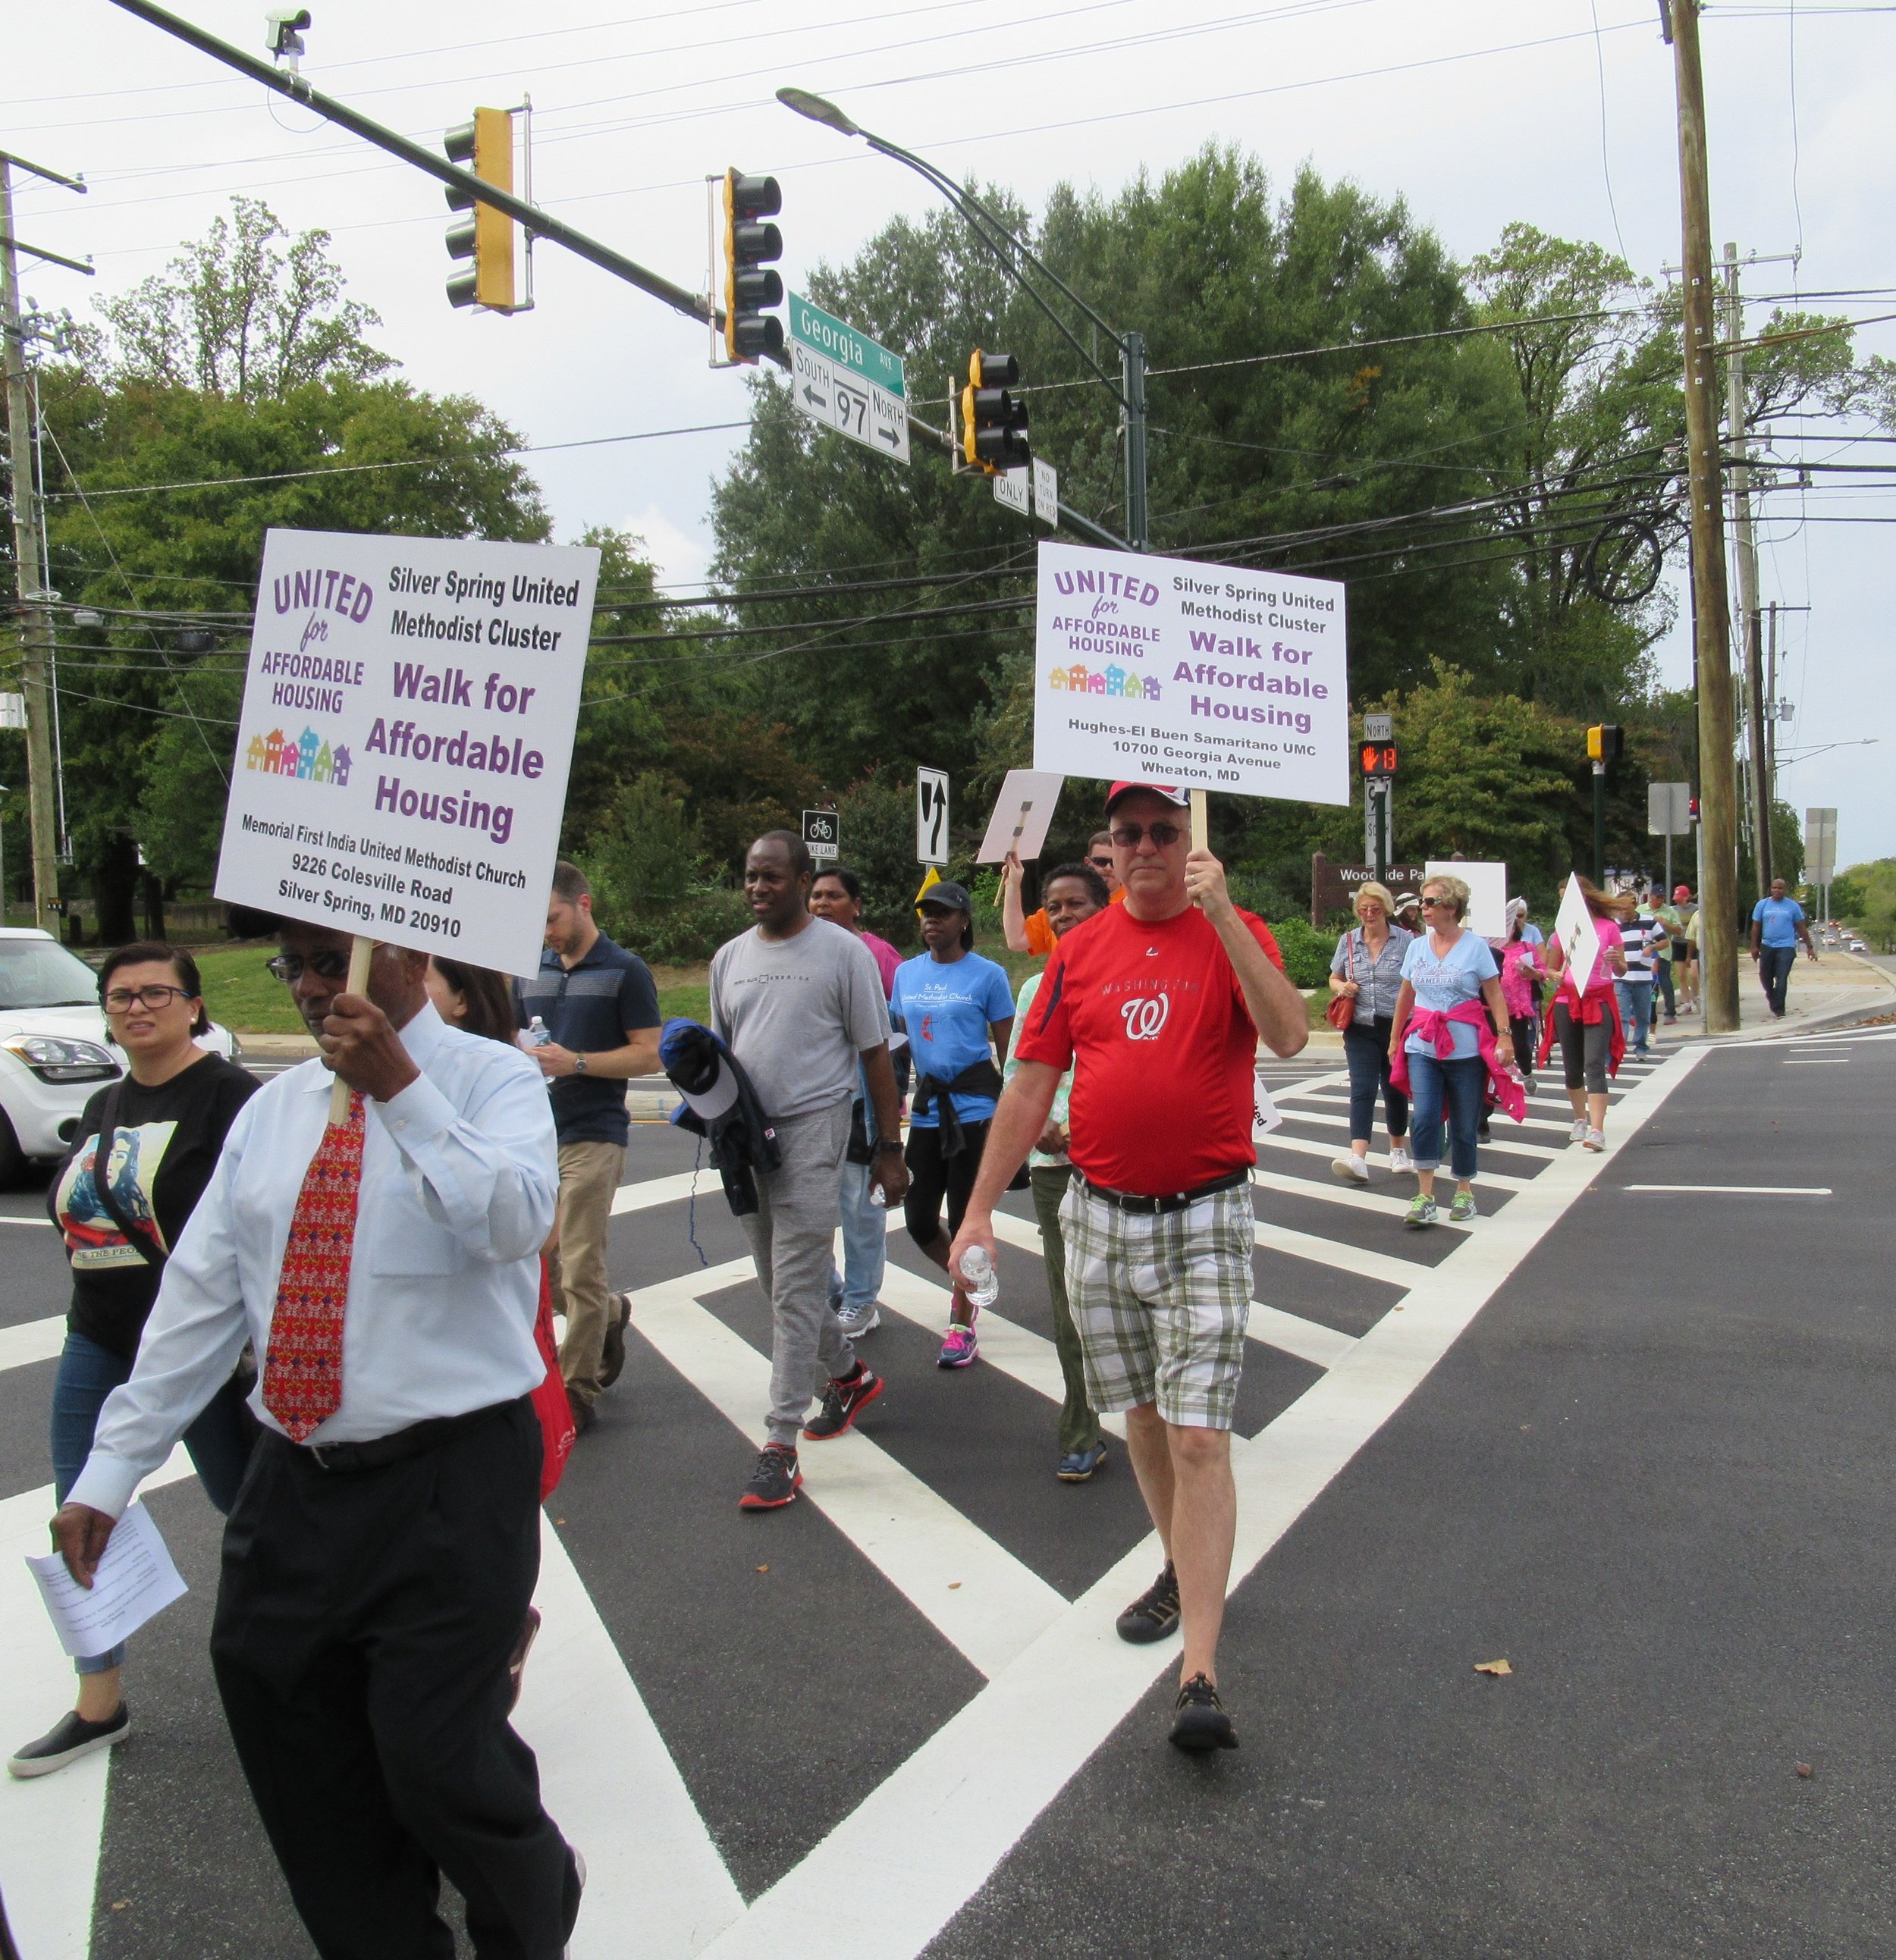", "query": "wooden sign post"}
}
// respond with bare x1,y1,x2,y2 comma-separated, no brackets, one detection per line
329,936,375,1123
